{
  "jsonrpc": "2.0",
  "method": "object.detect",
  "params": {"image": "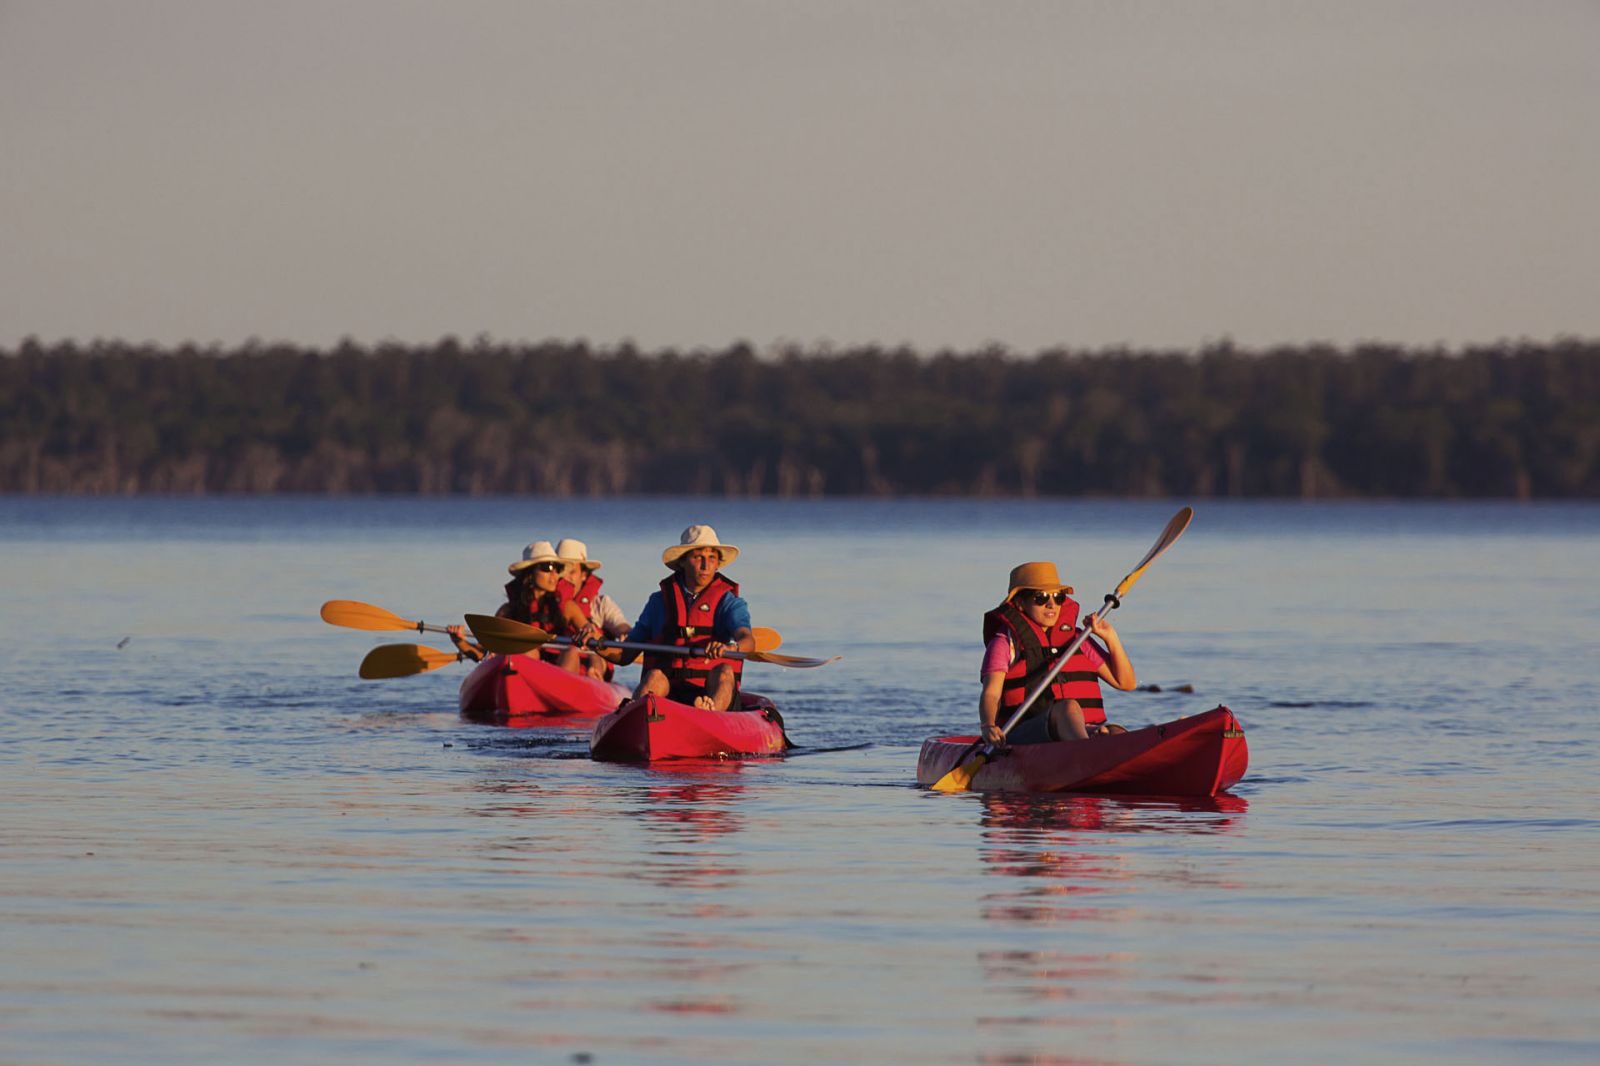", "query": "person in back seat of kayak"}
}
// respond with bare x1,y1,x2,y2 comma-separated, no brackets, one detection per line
554,537,630,680
445,540,591,672
978,561,1136,745
611,525,754,711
